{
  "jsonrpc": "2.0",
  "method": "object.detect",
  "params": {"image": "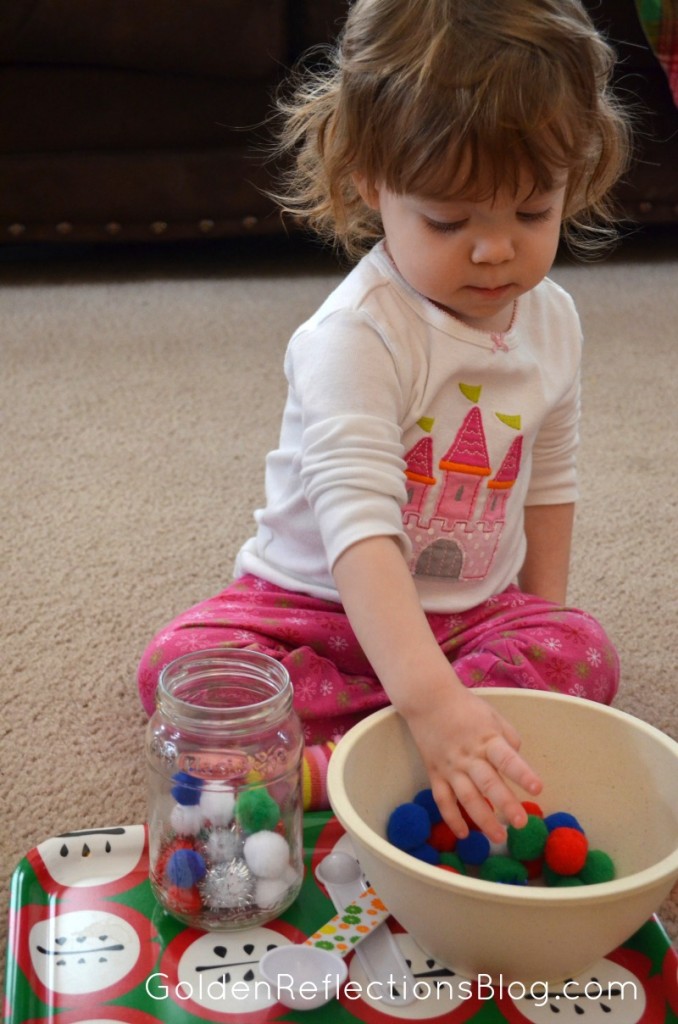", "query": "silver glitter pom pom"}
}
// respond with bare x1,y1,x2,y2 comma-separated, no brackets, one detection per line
200,857,255,910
